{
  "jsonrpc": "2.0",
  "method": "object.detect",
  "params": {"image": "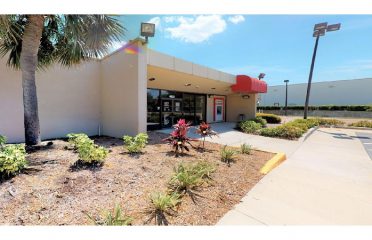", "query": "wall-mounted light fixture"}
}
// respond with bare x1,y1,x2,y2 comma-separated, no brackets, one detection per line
148,77,155,81
184,83,191,86
242,95,250,99
140,22,155,43
208,94,214,98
